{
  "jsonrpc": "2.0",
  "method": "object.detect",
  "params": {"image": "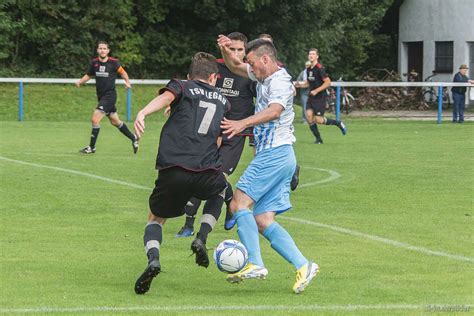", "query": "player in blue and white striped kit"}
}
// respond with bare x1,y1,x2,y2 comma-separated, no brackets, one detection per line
218,35,319,294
